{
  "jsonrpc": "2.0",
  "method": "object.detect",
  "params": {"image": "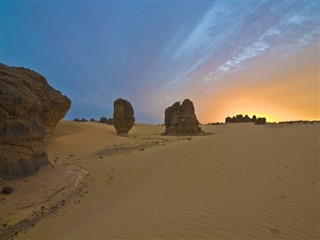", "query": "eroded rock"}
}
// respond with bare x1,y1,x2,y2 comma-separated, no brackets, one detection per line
113,98,135,136
0,64,71,179
164,99,201,136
